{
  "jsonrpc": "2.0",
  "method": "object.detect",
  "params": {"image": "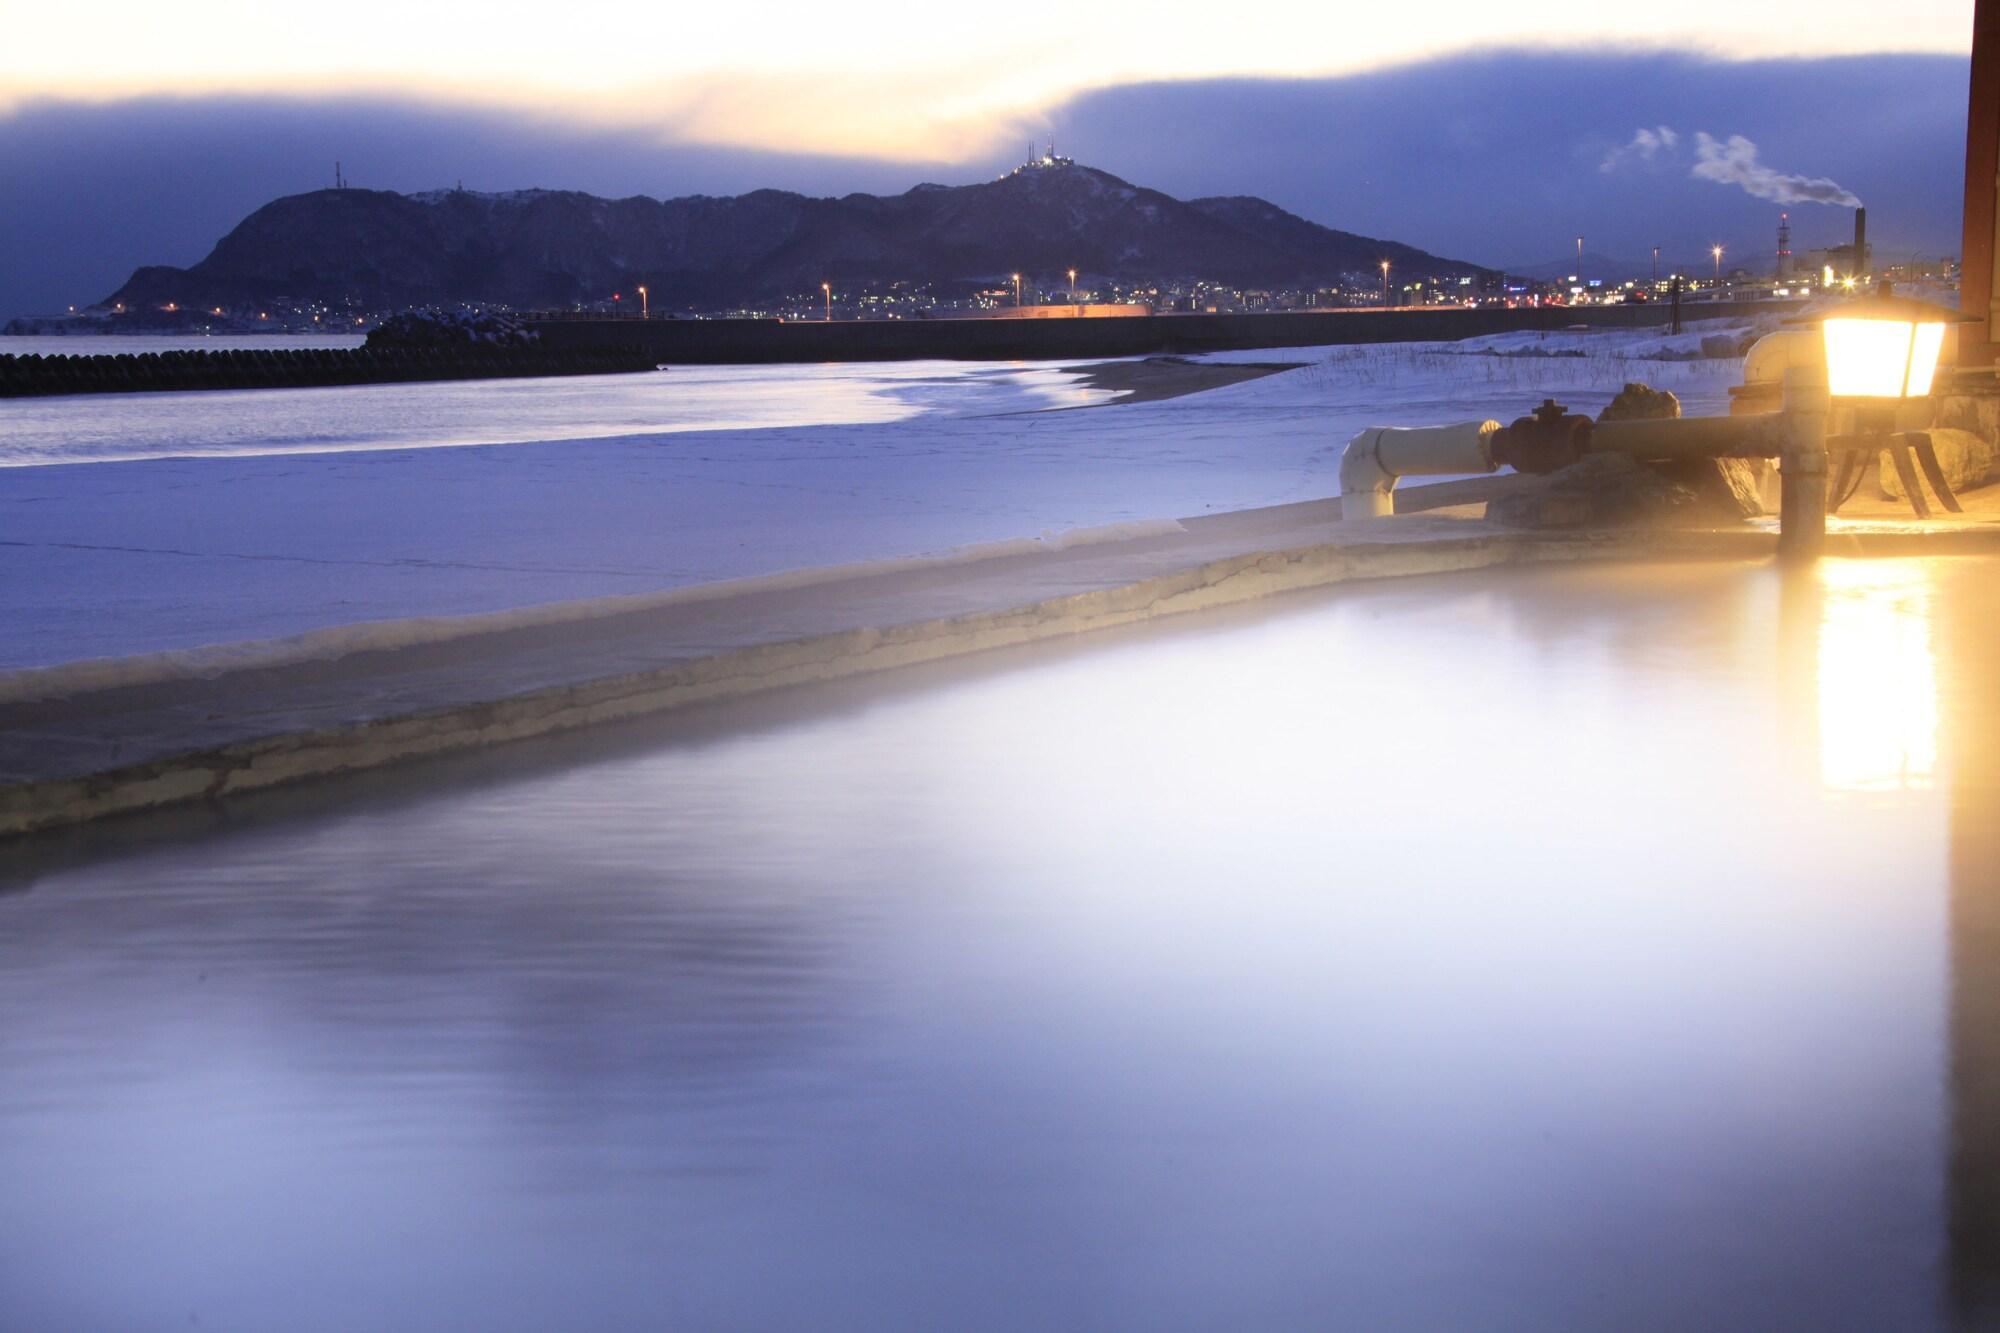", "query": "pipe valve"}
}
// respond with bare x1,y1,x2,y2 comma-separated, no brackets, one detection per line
1490,399,1591,475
